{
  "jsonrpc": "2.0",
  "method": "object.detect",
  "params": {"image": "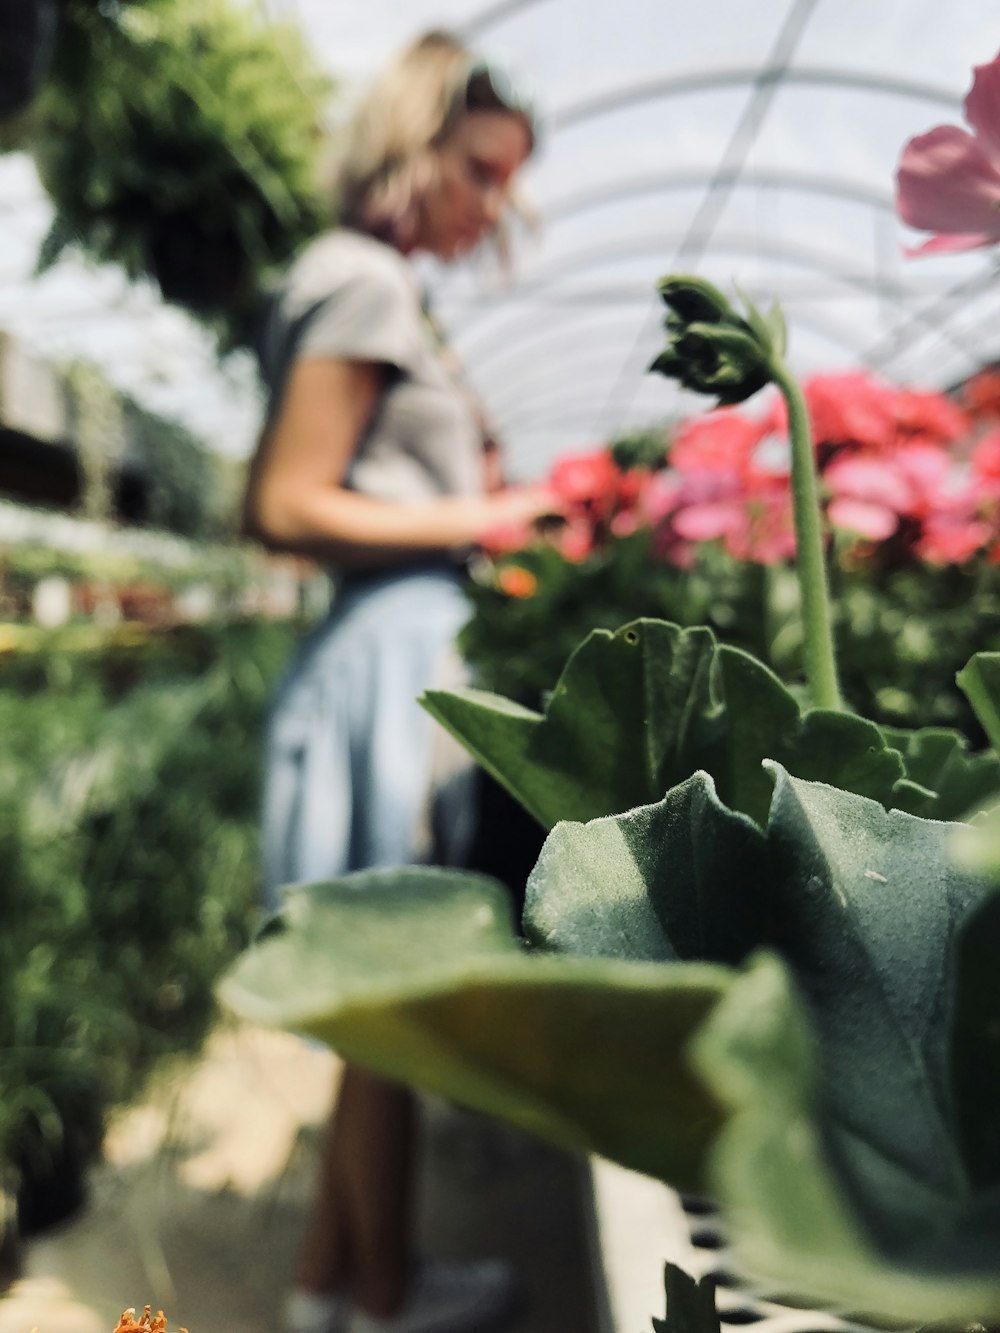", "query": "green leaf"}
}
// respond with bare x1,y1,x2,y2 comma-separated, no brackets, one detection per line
423,621,720,829
881,724,1000,821
713,645,907,825
523,773,768,966
651,1264,721,1333
694,952,1000,1324
689,769,1000,1321
426,619,919,831
219,867,730,1189
957,653,1000,753
949,889,1000,1188
530,764,1000,1318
